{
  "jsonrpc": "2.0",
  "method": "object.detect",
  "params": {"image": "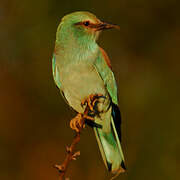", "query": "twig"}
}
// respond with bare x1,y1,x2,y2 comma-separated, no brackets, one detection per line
54,95,100,179
54,131,82,180
54,111,87,180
